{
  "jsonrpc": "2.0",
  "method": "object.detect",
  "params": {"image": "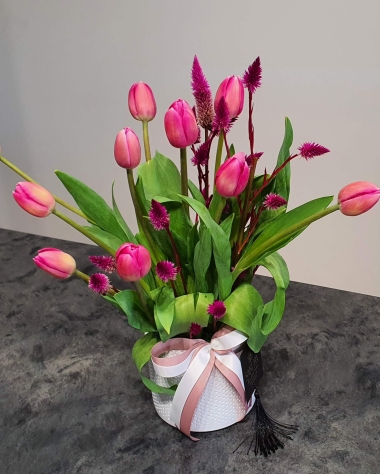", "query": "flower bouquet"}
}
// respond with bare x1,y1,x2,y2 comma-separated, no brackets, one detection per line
2,56,380,456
